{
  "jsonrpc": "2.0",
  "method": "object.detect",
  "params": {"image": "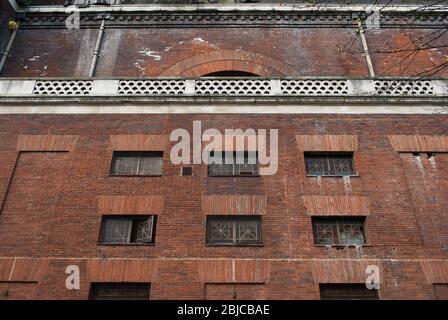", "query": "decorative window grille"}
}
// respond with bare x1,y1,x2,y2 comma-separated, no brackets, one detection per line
206,216,262,245
374,80,433,96
33,80,92,95
90,283,150,300
320,284,379,300
118,80,185,95
195,79,271,95
208,151,259,176
281,79,349,95
312,217,365,246
305,152,354,176
111,151,163,176
99,216,156,244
